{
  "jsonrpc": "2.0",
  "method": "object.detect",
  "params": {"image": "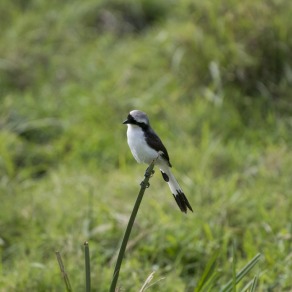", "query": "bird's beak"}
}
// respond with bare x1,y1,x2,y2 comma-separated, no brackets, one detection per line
123,119,129,124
